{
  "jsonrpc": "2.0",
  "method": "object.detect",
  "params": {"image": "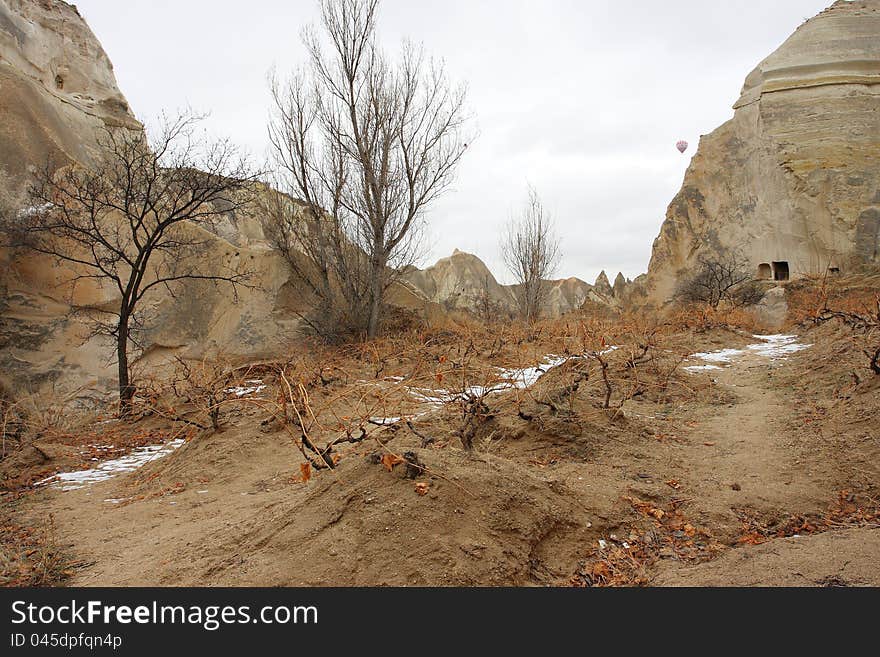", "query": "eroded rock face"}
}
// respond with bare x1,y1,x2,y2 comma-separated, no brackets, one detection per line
404,249,516,313
642,0,880,304
0,1,300,396
404,249,596,317
0,0,140,176
593,271,613,298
